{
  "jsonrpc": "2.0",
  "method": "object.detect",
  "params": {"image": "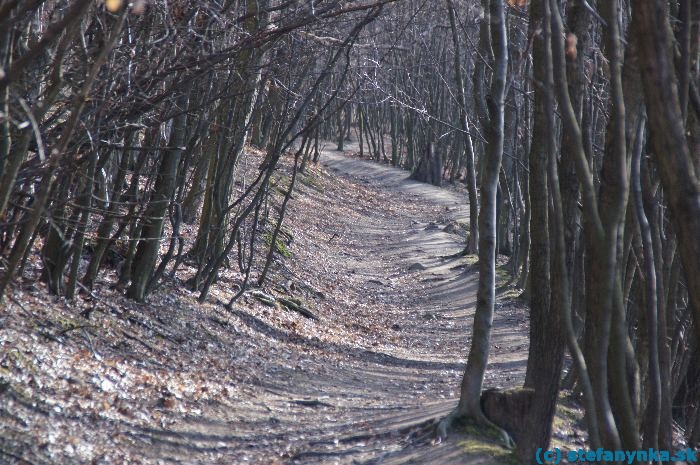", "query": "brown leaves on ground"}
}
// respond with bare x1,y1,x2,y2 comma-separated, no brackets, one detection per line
1,142,530,464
